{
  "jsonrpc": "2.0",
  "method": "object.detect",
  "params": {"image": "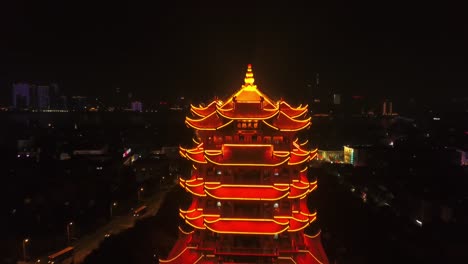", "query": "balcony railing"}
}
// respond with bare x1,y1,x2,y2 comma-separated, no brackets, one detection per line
216,247,278,256
204,174,295,185
202,142,293,153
